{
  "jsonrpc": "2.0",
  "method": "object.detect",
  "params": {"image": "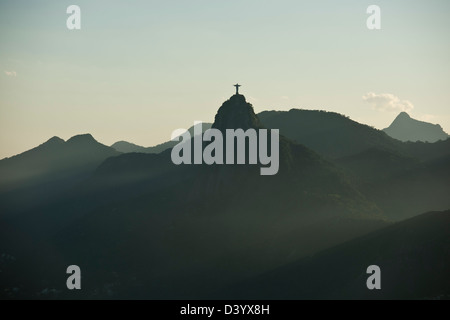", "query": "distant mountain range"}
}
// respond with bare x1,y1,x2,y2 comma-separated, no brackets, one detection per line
111,123,212,154
111,110,400,159
0,134,120,215
0,134,119,189
259,109,400,159
383,112,449,143
111,110,450,161
106,109,450,219
0,96,449,299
